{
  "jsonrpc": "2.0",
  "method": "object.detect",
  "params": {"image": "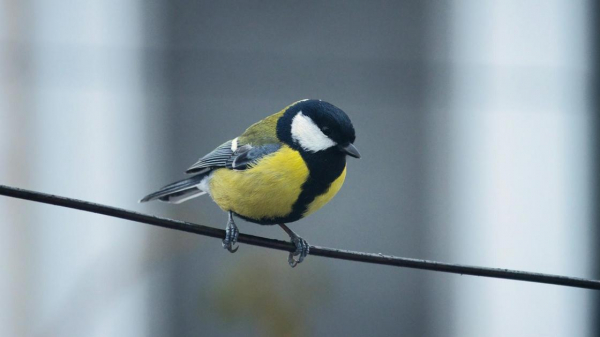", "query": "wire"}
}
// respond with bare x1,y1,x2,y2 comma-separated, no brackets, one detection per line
1,184,598,290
